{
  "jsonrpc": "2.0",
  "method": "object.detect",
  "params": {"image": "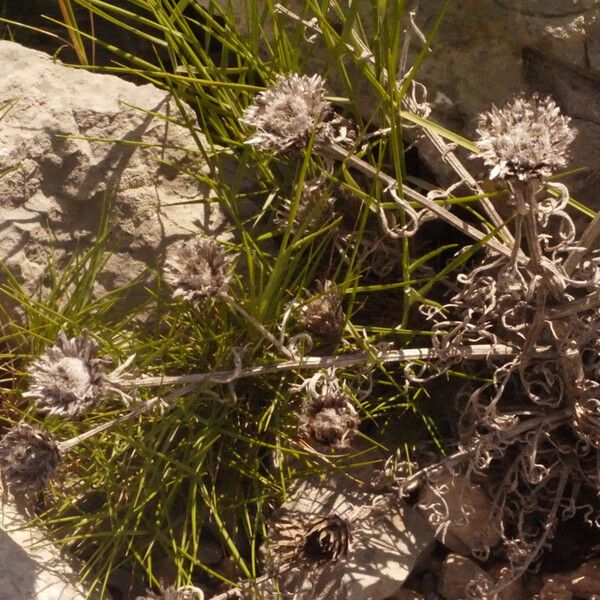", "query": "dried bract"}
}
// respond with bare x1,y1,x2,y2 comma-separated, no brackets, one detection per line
297,280,344,339
242,74,335,152
475,94,576,181
164,237,234,303
298,369,359,447
0,424,61,493
24,331,107,418
267,512,350,567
